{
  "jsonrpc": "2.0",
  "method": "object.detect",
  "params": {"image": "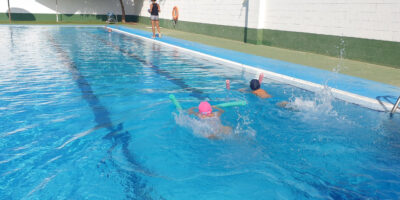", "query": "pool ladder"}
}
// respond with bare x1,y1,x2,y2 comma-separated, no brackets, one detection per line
390,96,400,117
